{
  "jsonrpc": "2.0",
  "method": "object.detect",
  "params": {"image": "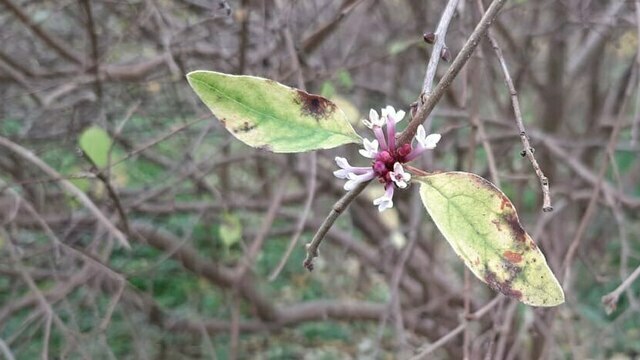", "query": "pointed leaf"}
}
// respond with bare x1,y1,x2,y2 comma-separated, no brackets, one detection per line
187,70,361,153
416,172,564,307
